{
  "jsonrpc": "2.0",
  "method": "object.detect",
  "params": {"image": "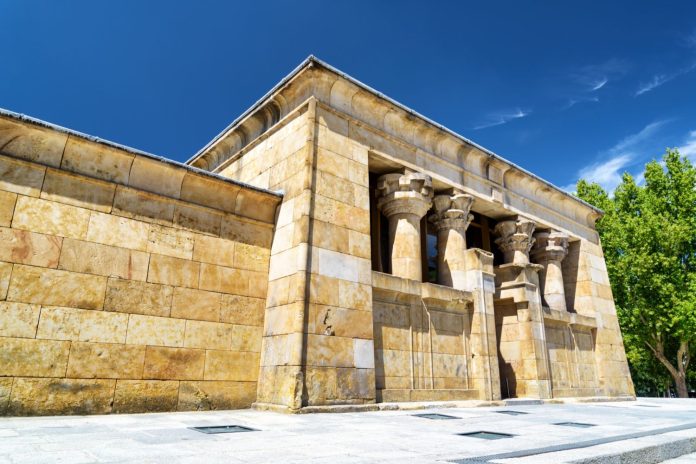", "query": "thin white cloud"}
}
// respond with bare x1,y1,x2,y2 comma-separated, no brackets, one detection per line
590,77,608,91
564,120,669,193
635,62,696,96
473,108,531,130
564,96,599,110
677,130,696,161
